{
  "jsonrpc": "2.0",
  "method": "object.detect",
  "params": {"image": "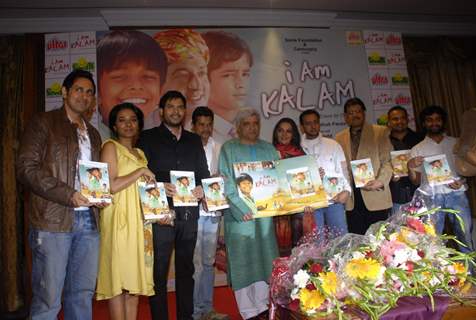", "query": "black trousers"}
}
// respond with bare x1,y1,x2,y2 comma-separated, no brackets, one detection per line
346,188,390,235
149,218,198,320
